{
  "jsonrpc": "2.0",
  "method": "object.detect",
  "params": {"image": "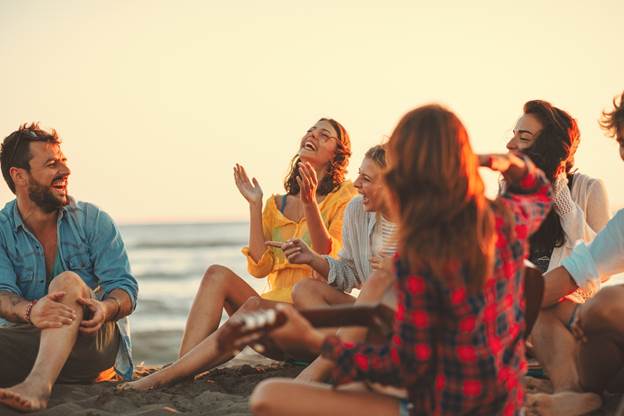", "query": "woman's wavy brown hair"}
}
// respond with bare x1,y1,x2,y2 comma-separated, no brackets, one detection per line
284,118,351,196
384,105,495,291
600,91,624,139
